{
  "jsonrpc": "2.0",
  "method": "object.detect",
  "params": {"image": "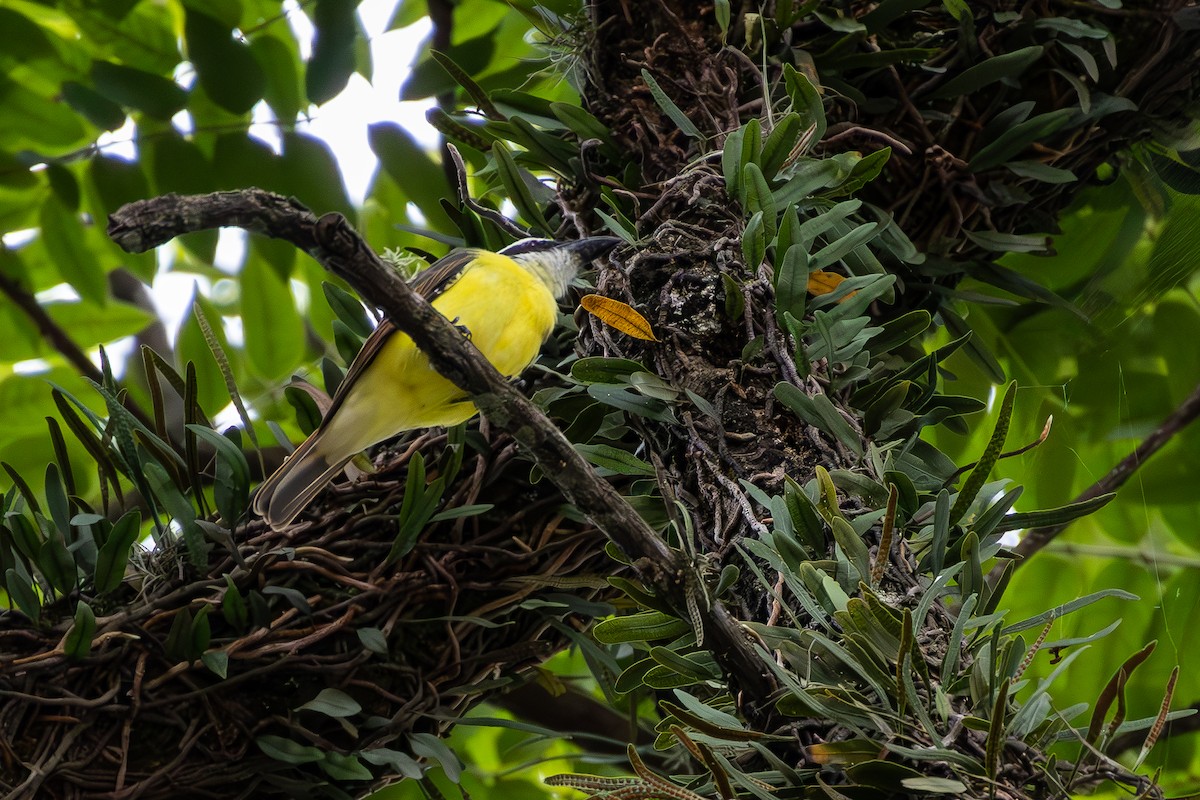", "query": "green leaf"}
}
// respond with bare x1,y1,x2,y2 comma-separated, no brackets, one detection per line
970,108,1074,171
810,221,881,271
1002,589,1139,635
783,64,826,145
357,627,388,655
722,120,761,198
360,748,422,779
305,0,357,104
256,735,324,765
586,384,678,424
570,357,647,384
37,527,76,594
249,32,303,124
65,601,97,659
92,510,141,593
774,383,863,457
187,425,251,526
222,574,247,630
574,443,655,477
386,452,446,564
991,493,1116,534
641,69,703,139
5,567,40,621
368,122,455,233
742,211,766,269
0,76,86,148
491,139,551,234
202,650,229,678
61,81,125,132
40,196,106,306
428,504,494,523
91,60,188,120
322,282,373,338
409,733,462,783
299,688,362,718
593,611,690,644
761,113,802,177
743,162,777,238
184,8,265,114
320,752,373,781
949,382,1016,526
241,258,304,381
280,132,354,221
774,245,808,325
830,516,870,582
930,46,1045,99
43,462,71,537
963,230,1054,254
